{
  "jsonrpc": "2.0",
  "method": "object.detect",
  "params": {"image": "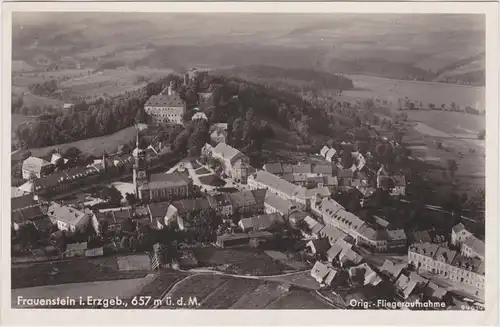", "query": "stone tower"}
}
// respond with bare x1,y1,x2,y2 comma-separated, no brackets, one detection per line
133,131,148,196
